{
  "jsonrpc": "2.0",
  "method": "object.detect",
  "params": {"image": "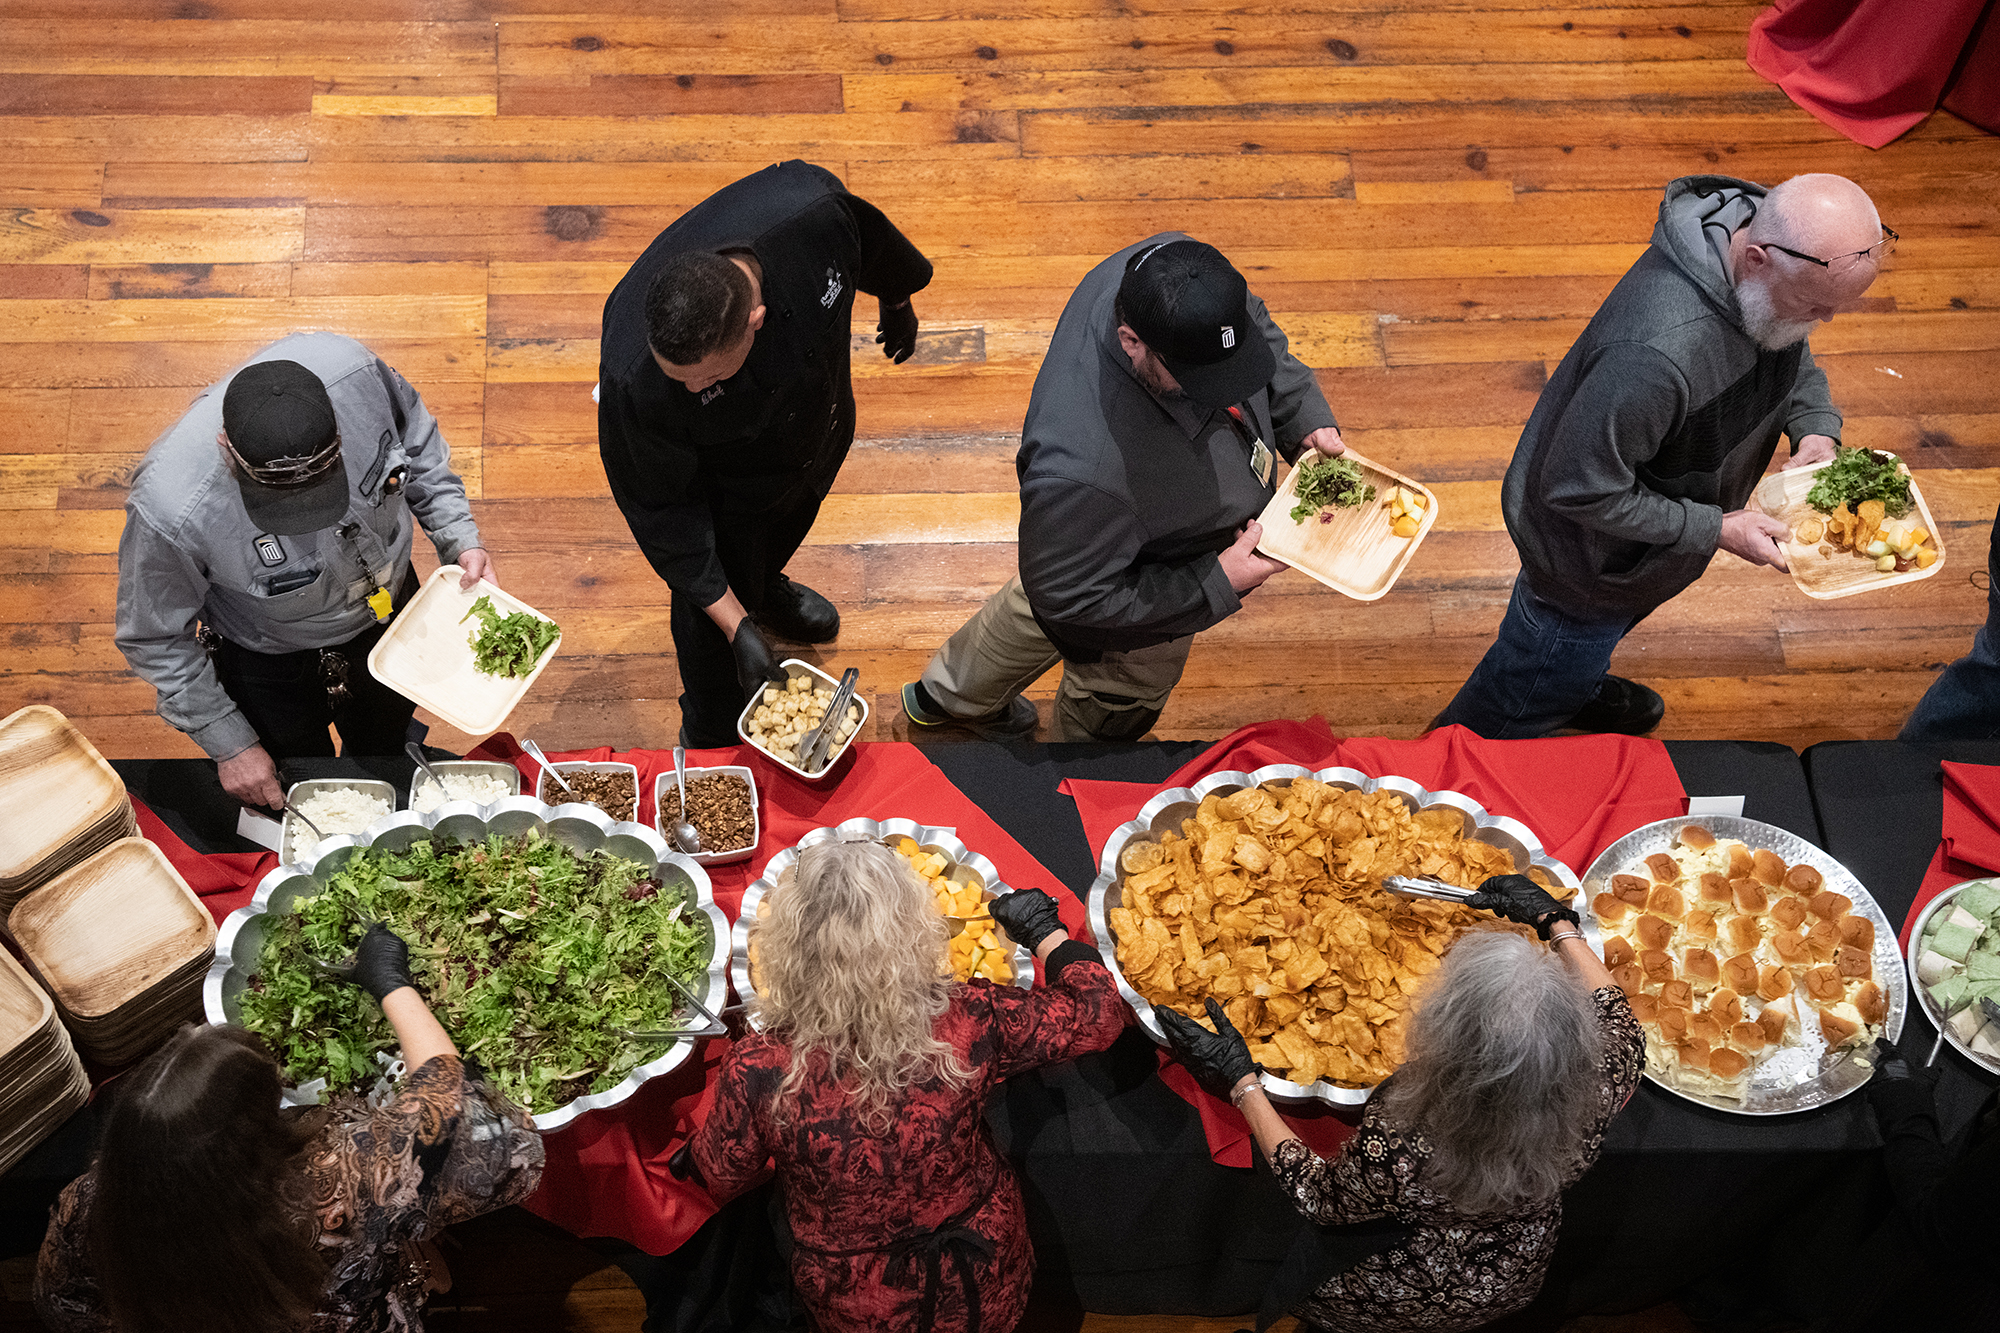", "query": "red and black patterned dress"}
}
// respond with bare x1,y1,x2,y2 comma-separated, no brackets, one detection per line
692,948,1125,1333
34,1054,543,1333
1276,986,1644,1333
